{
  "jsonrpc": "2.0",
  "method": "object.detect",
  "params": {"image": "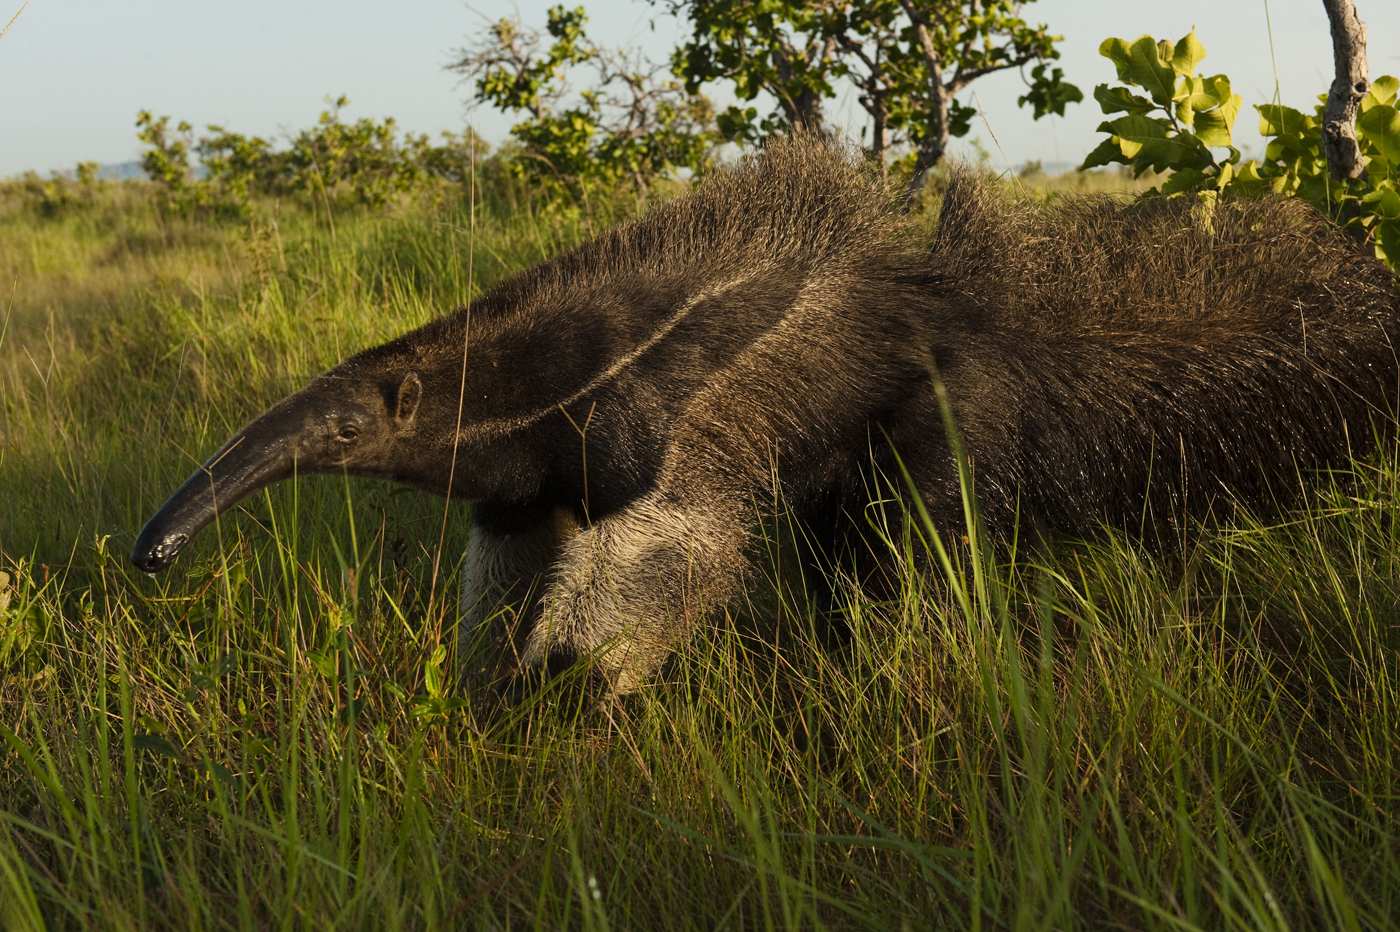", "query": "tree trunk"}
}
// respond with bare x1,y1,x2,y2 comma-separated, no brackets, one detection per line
791,89,824,133
869,87,887,177
771,41,829,134
1321,0,1369,180
869,44,887,177
903,87,949,206
901,9,950,206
